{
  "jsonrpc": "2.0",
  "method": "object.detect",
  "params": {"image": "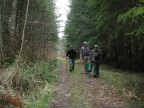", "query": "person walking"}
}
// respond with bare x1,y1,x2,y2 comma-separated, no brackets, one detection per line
66,45,77,72
80,41,90,73
89,45,102,78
